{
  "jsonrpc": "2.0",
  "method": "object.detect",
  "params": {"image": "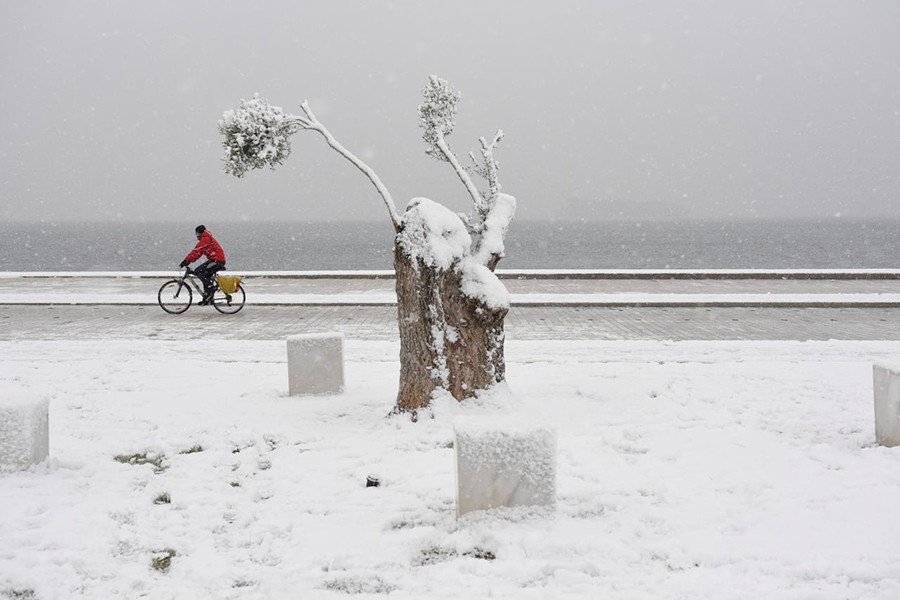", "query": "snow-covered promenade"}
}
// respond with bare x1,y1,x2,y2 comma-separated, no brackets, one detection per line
4,269,900,307
4,270,900,341
5,270,900,598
